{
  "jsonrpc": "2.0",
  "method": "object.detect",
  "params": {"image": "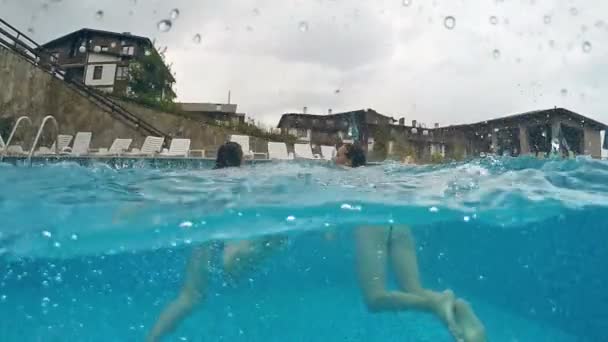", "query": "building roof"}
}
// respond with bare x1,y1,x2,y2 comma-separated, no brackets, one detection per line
277,109,396,128
41,28,152,48
442,108,607,131
180,102,238,114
